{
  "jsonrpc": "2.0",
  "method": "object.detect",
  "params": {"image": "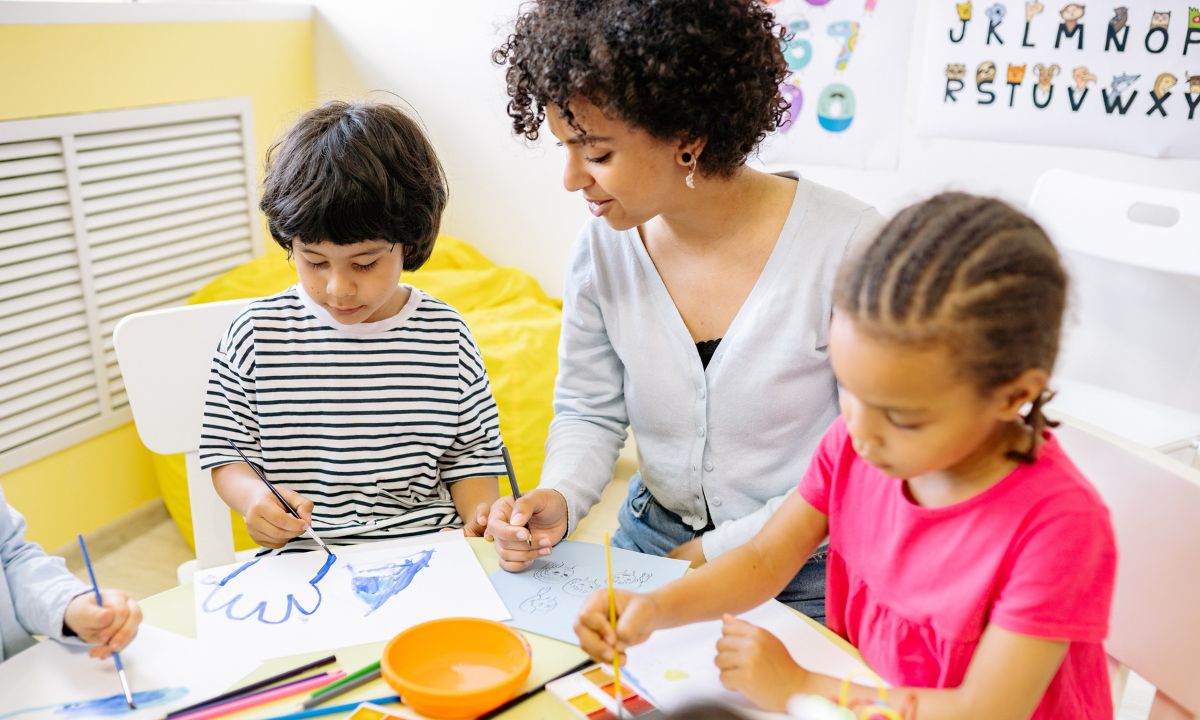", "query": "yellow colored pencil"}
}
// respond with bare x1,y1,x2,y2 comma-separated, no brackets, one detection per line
605,531,623,720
